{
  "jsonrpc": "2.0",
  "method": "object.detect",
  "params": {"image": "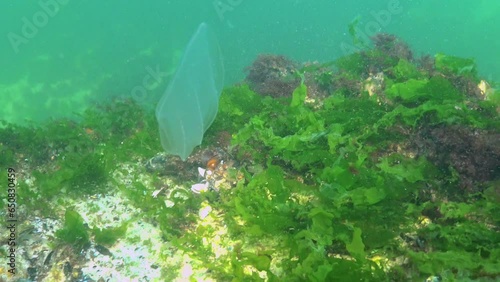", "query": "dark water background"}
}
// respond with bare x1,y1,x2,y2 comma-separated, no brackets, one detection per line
1,0,499,124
